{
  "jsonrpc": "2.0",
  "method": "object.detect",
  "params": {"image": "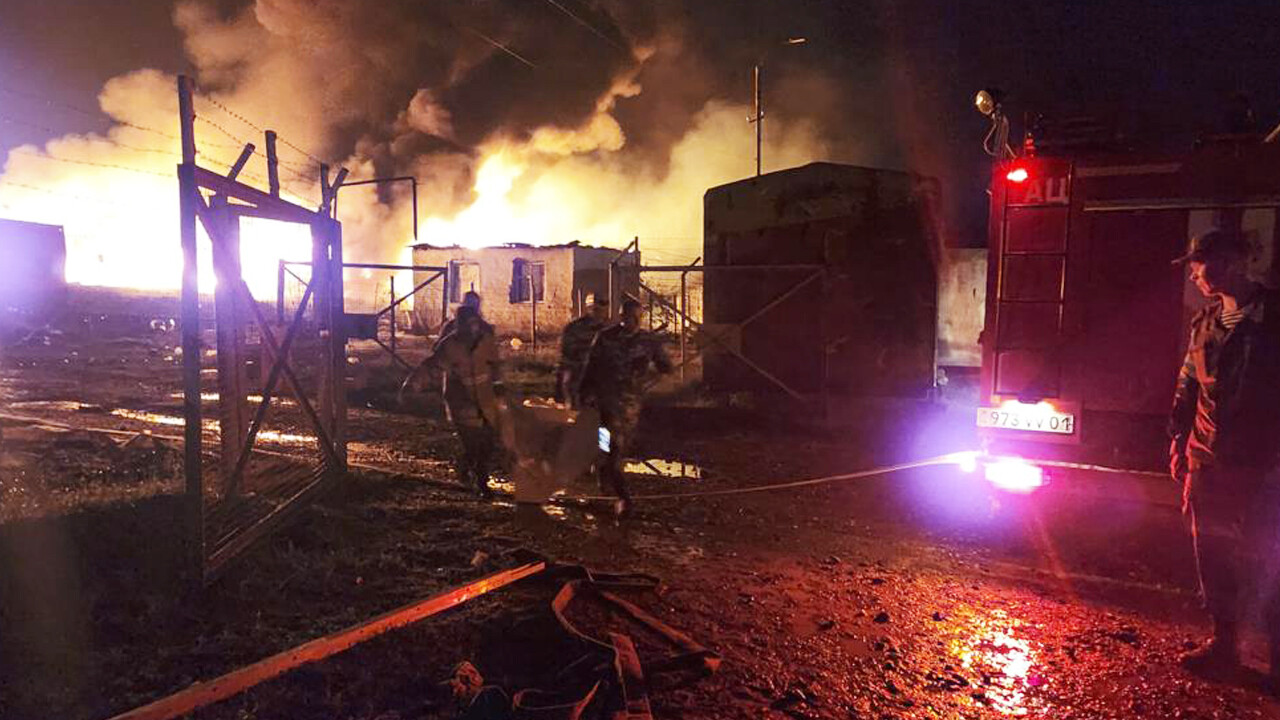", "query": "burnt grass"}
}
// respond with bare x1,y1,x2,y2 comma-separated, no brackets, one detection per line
4,296,1280,719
